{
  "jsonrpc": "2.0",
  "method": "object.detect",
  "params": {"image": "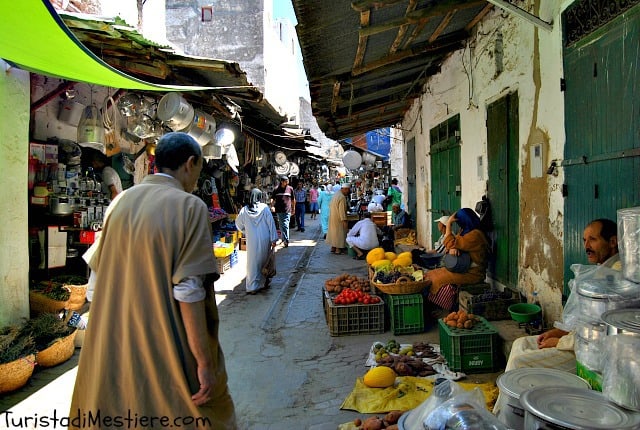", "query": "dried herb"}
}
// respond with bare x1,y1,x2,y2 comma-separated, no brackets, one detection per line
20,313,74,350
30,280,71,301
51,275,87,286
0,325,36,364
